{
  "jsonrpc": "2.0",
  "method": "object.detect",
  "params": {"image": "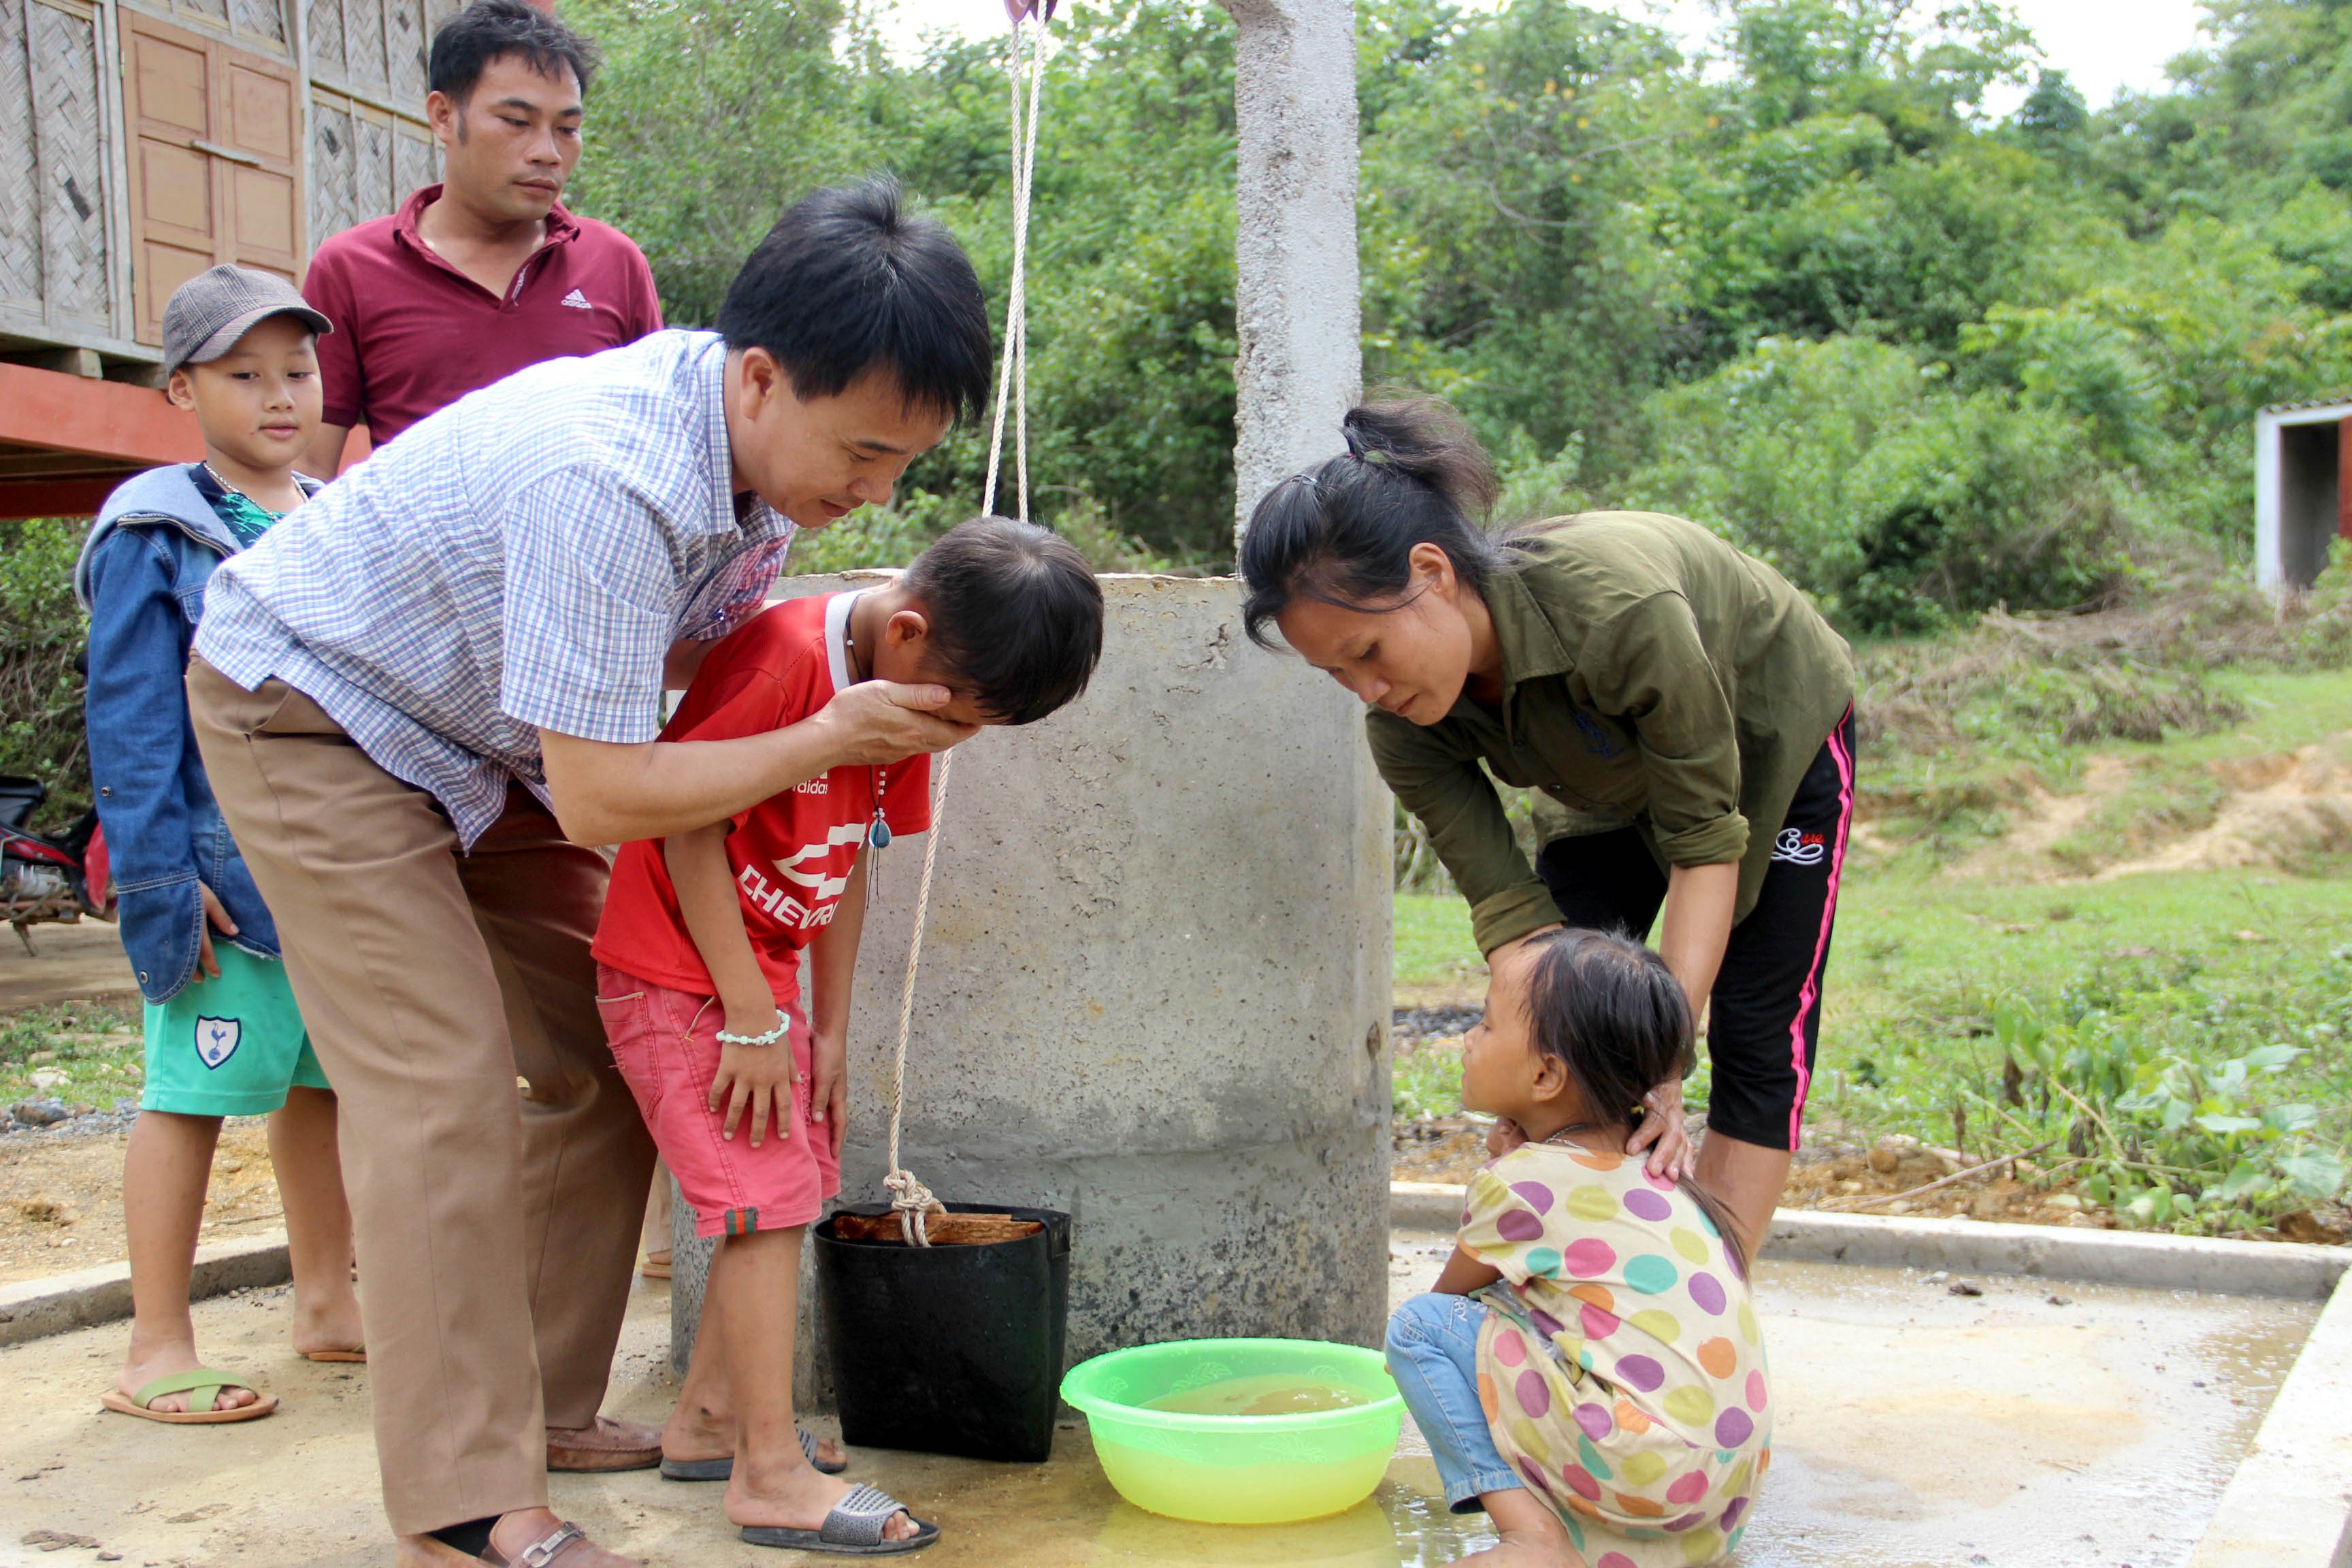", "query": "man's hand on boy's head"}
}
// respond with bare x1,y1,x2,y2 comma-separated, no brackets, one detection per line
815,679,979,764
